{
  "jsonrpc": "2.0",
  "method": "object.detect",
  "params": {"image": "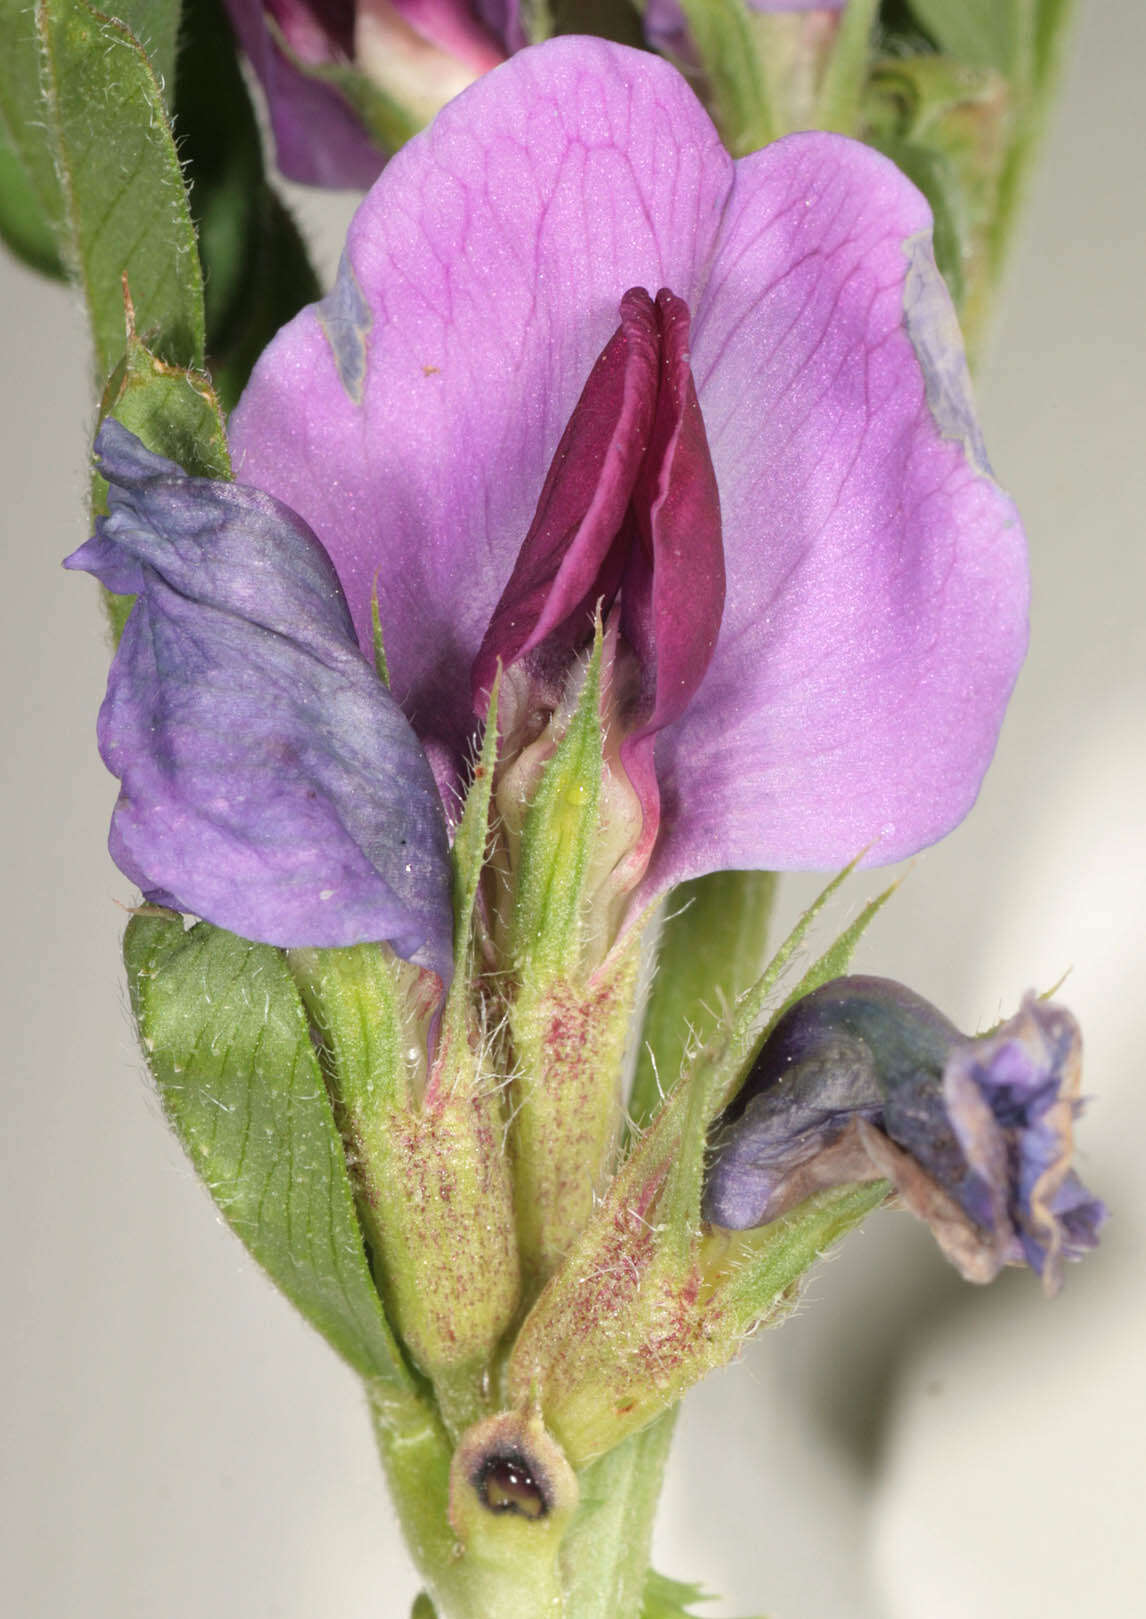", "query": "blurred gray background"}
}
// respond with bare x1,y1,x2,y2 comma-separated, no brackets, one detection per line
2,2,1143,1614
